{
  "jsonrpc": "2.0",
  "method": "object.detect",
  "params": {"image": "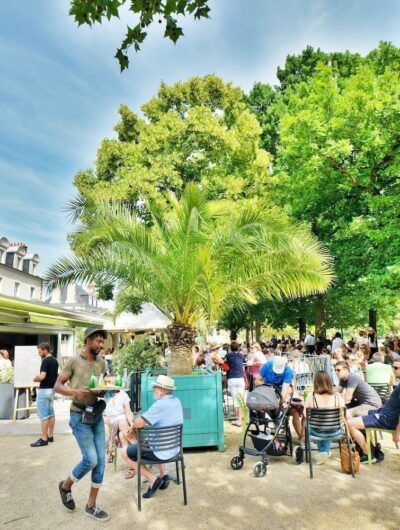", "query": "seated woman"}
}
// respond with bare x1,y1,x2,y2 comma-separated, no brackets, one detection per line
105,390,135,478
303,371,345,465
